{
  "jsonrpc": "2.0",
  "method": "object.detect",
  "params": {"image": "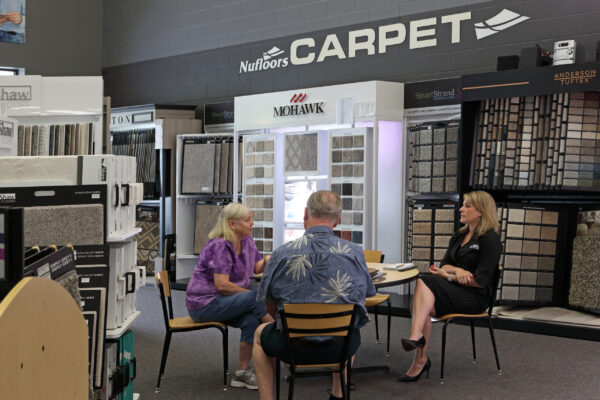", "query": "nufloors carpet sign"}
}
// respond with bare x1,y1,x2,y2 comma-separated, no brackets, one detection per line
239,9,530,74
